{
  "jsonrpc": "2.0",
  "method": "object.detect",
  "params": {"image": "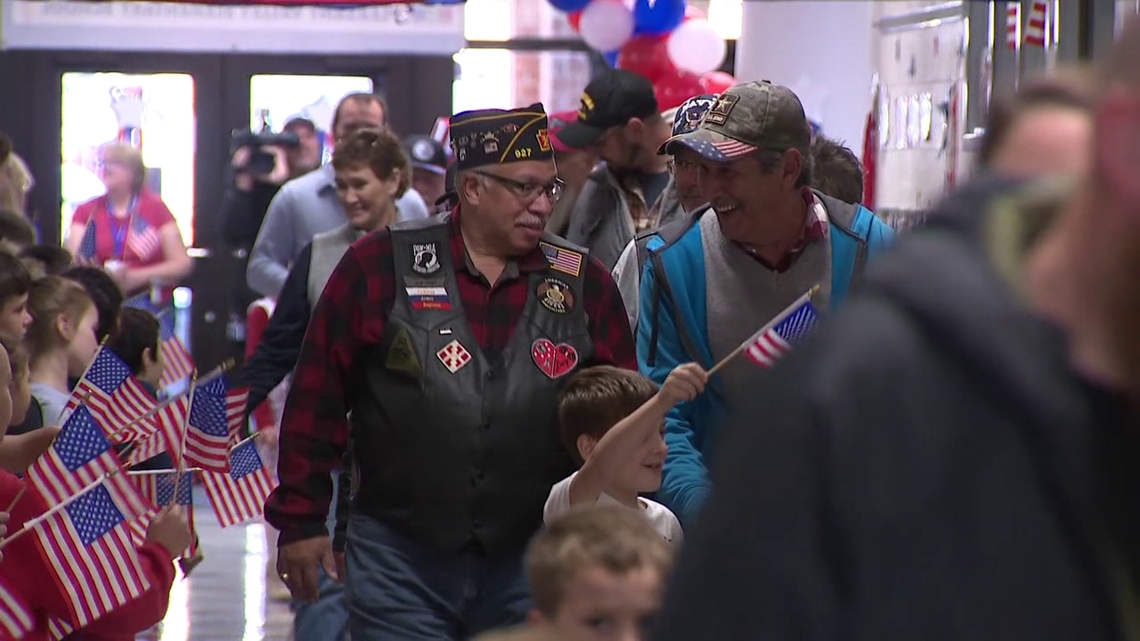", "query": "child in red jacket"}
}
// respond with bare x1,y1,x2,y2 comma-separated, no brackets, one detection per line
0,336,190,640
